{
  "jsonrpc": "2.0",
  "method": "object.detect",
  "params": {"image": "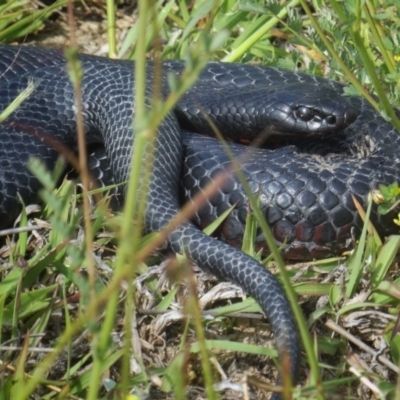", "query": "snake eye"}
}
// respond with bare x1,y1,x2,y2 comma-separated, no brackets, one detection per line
295,106,313,122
